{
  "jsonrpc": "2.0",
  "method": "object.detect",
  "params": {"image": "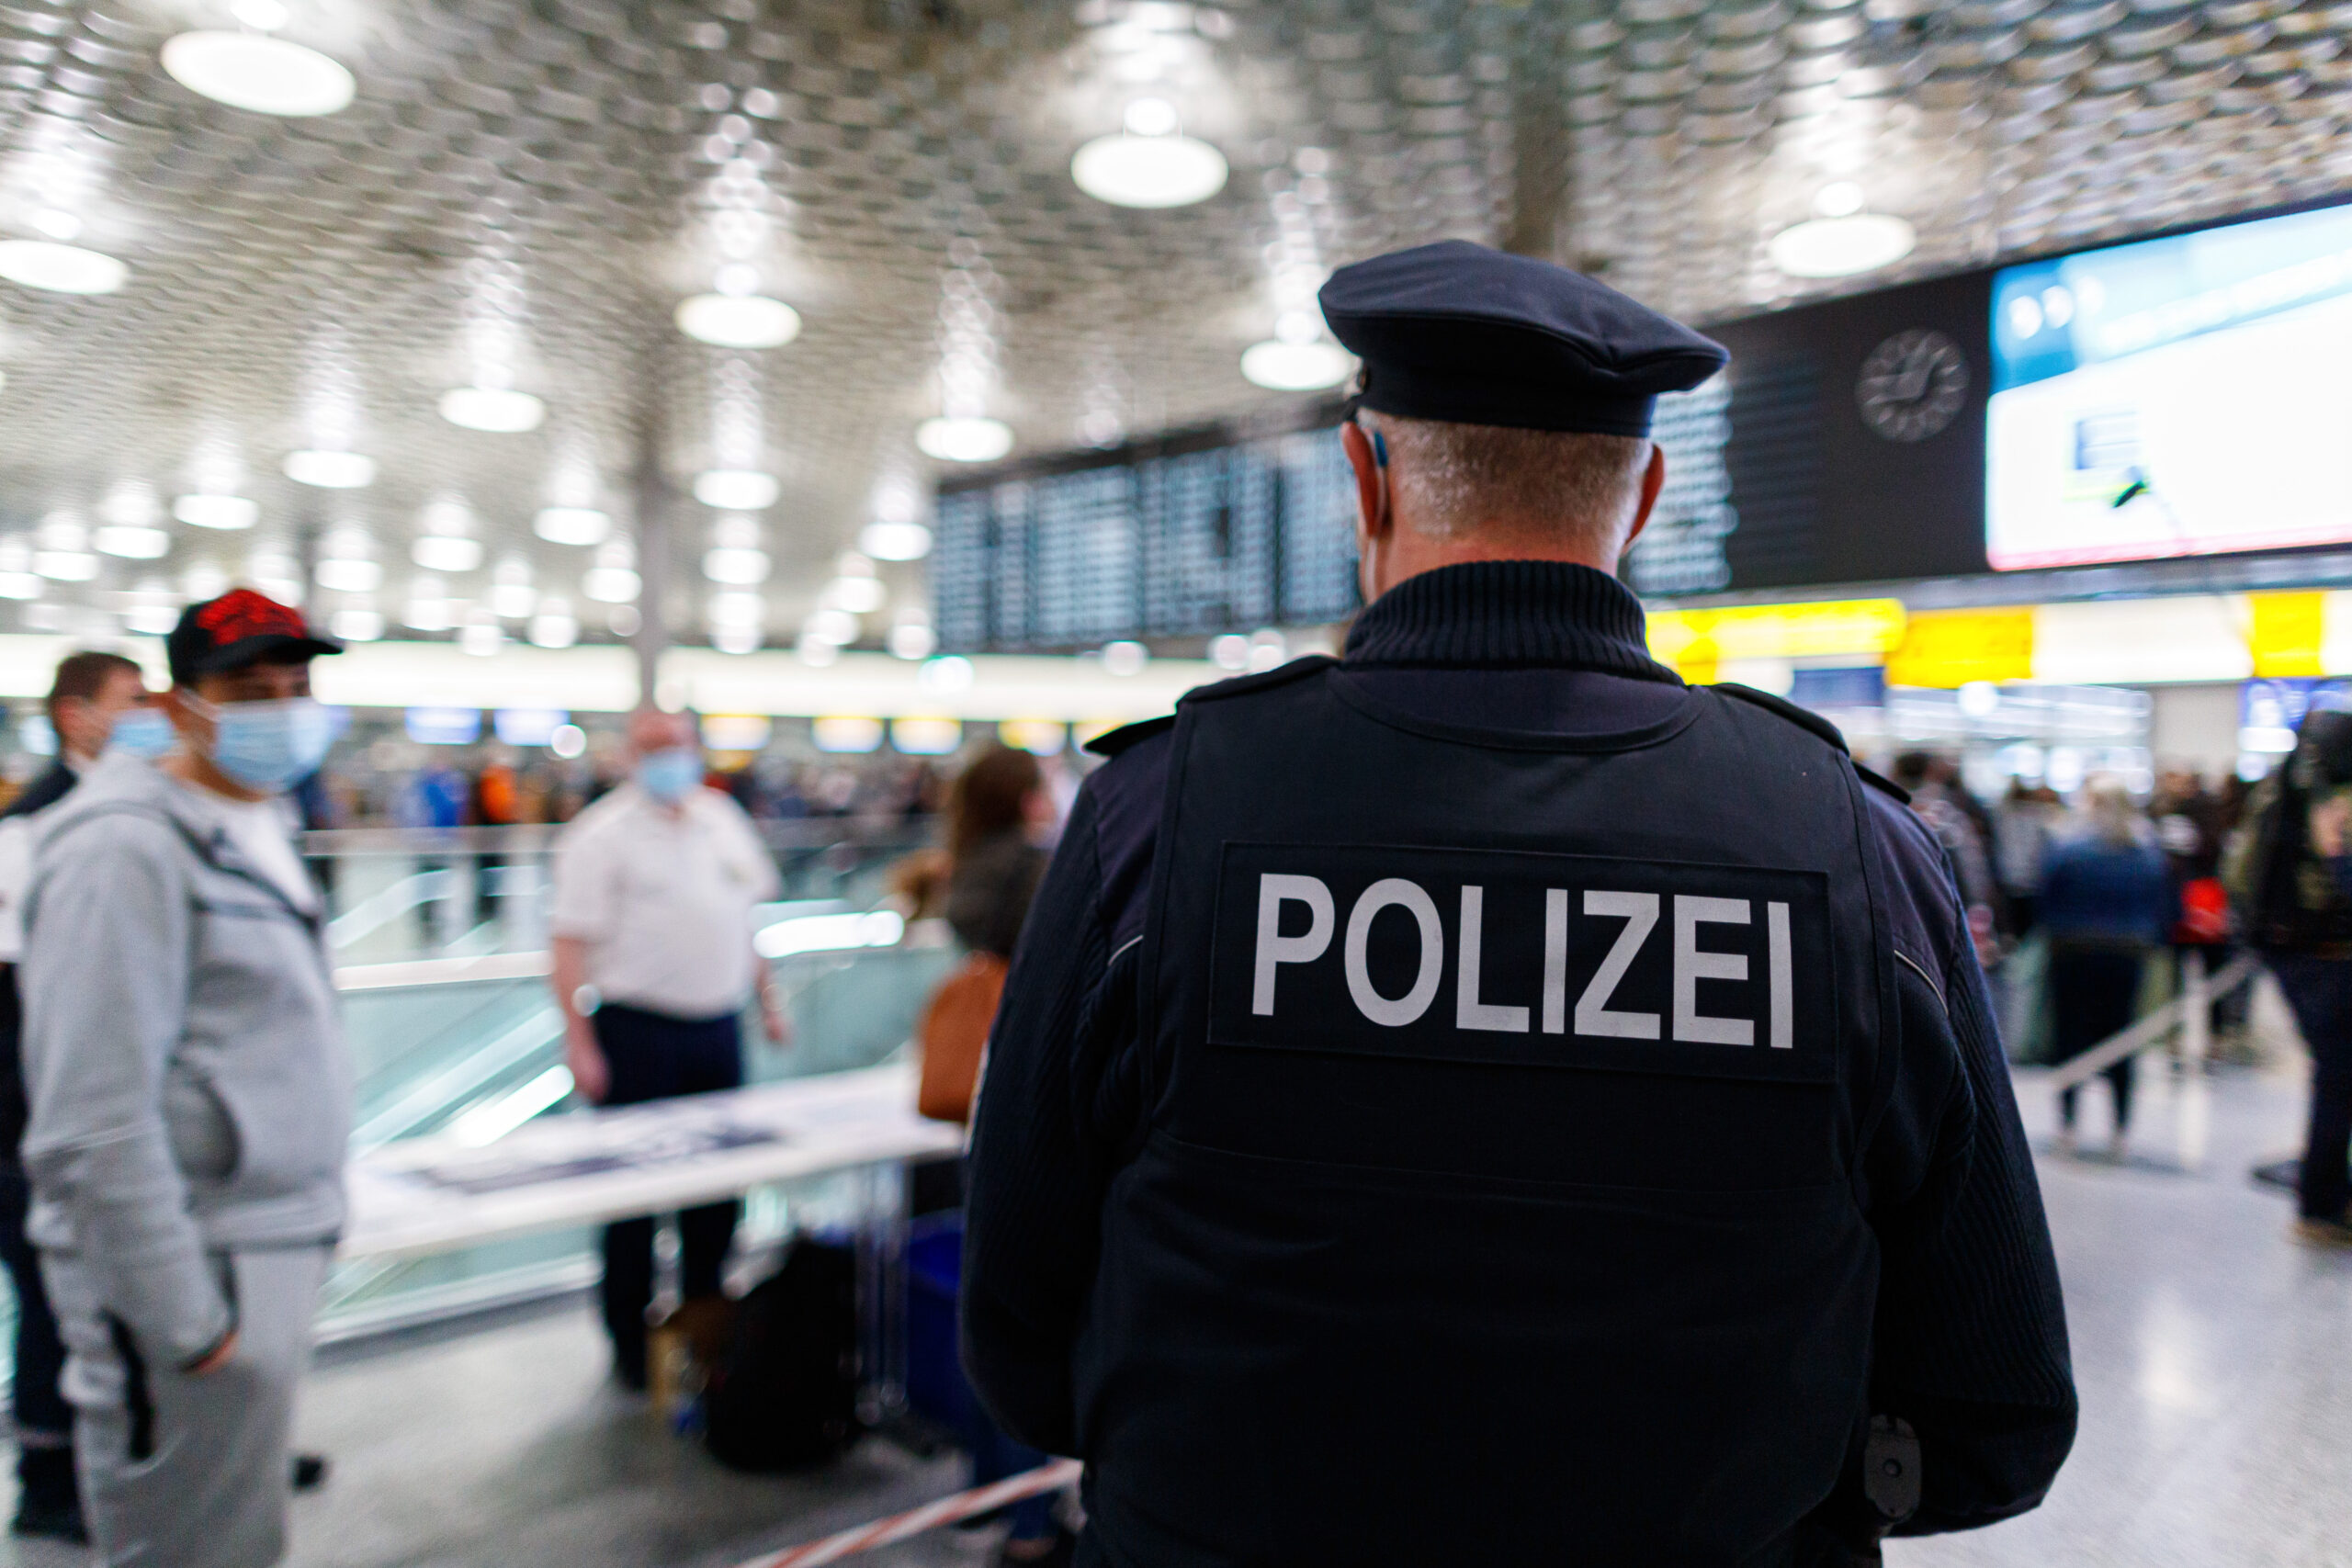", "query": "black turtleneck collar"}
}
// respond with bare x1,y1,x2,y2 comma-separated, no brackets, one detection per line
1340,559,1682,683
